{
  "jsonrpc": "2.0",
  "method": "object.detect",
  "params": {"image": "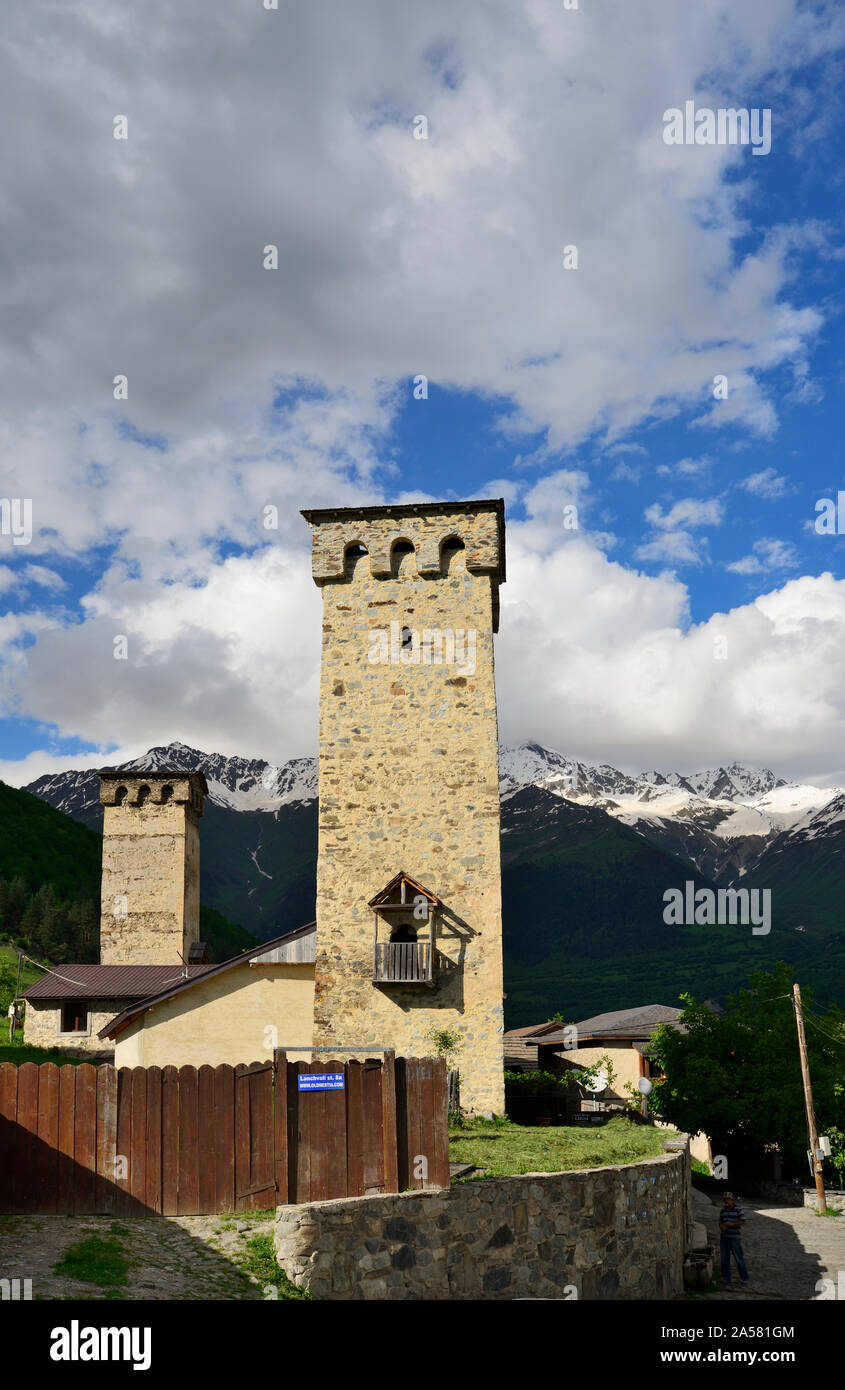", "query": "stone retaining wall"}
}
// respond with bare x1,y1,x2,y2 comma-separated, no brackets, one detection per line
274,1138,690,1300
804,1187,845,1213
